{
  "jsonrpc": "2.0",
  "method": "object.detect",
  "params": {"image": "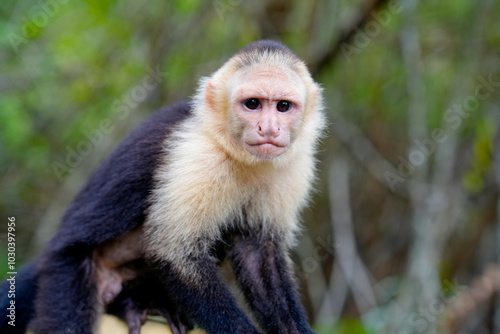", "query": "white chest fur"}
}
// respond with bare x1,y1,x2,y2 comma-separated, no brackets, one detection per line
144,118,316,272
